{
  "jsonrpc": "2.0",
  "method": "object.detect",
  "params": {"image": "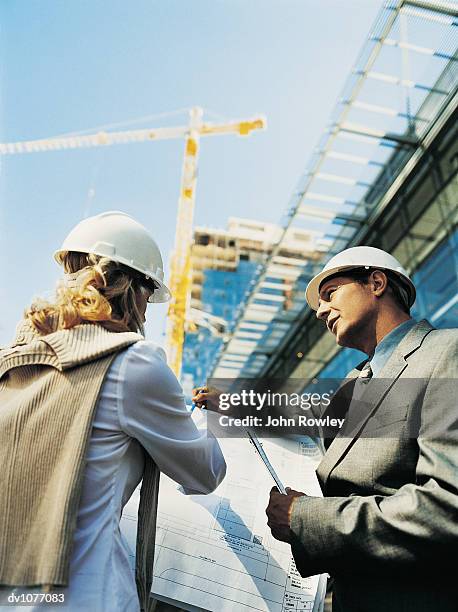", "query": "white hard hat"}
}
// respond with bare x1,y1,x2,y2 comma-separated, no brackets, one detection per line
54,211,171,303
305,246,415,310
